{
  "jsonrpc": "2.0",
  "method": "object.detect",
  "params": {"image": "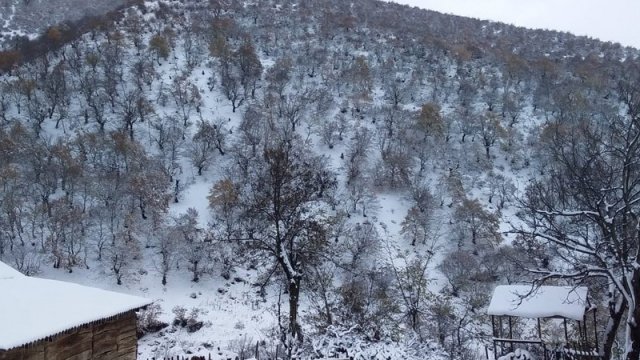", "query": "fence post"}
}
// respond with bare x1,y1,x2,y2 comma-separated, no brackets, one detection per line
255,340,260,360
